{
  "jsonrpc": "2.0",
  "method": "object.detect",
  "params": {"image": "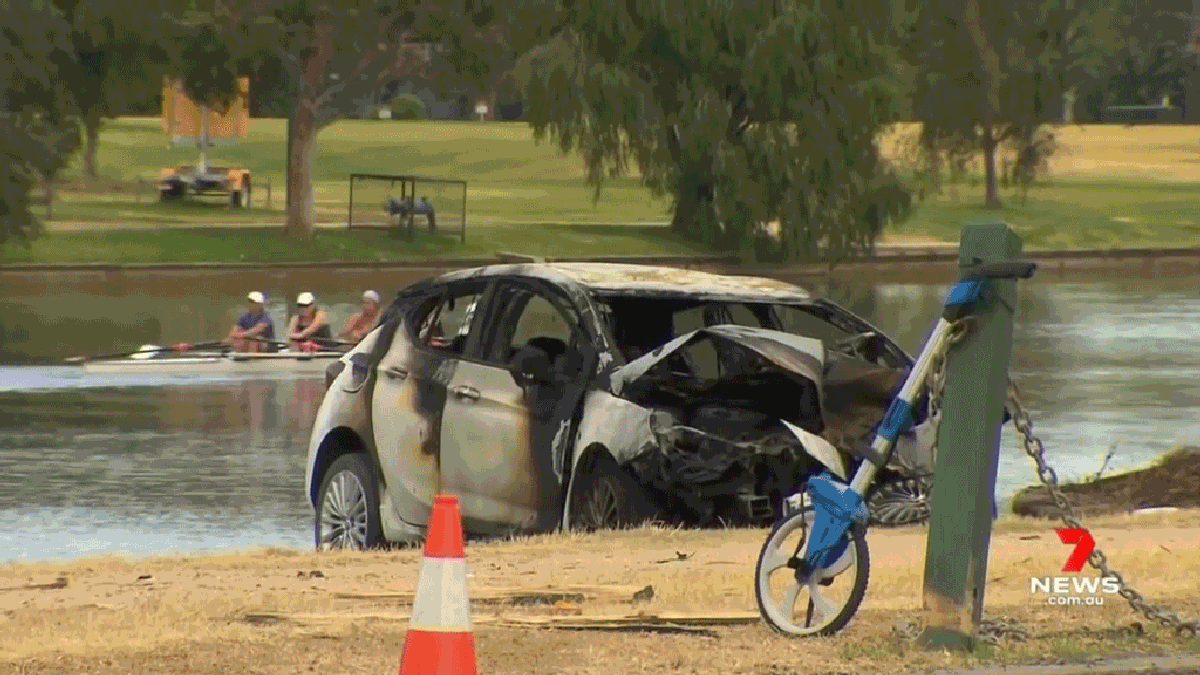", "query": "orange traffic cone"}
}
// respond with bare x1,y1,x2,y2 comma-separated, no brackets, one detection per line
398,494,476,675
